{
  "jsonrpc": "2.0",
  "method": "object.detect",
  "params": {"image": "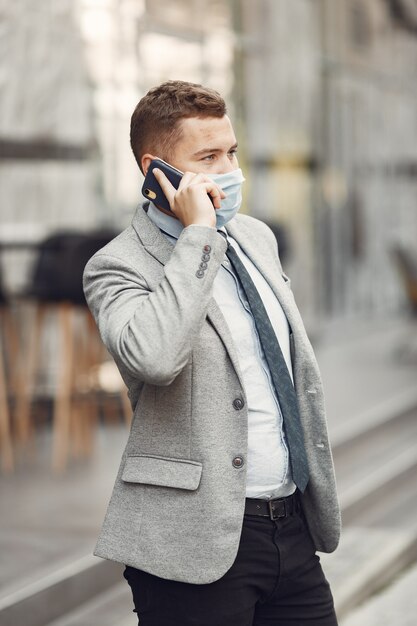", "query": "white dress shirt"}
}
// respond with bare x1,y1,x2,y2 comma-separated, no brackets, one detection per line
147,202,296,499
